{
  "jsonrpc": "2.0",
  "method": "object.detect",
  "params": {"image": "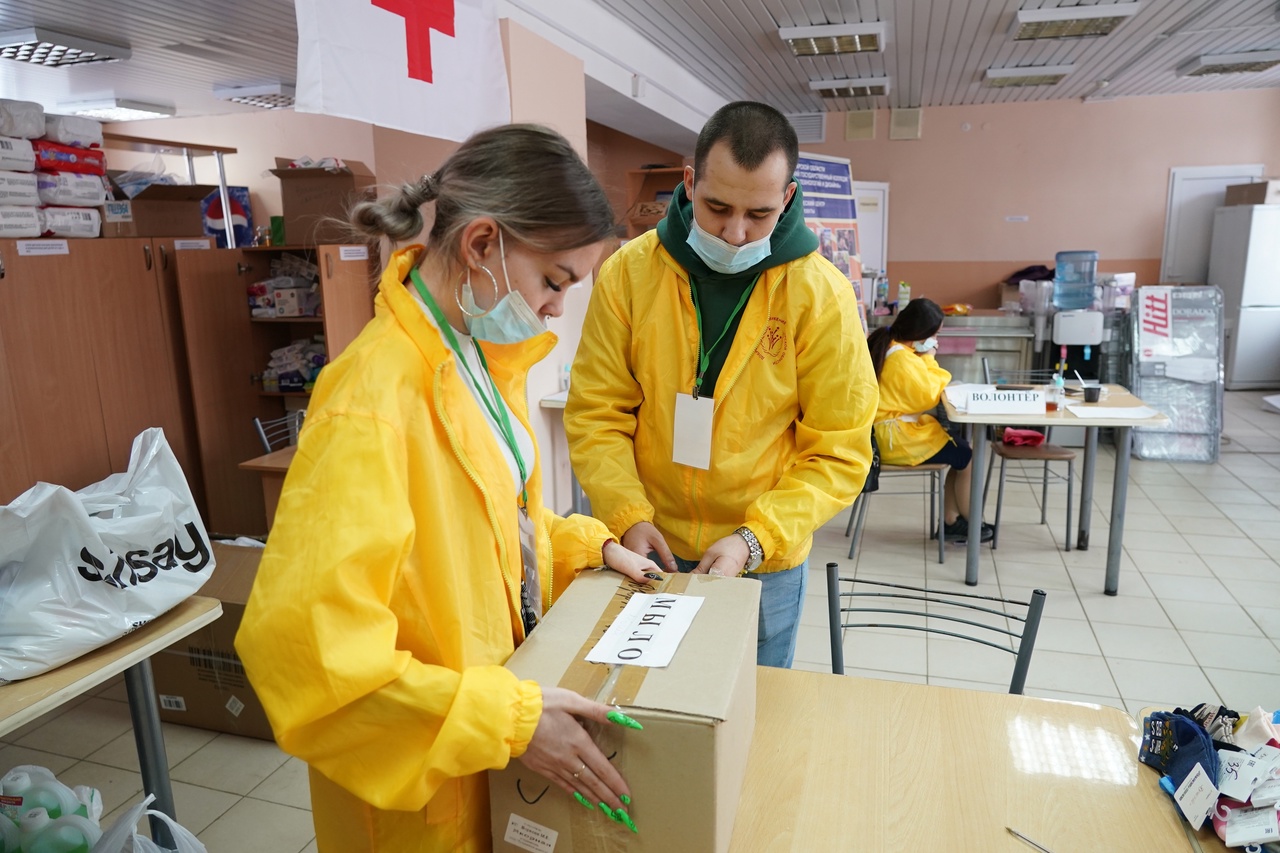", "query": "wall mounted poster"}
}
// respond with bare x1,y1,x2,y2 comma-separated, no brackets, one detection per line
796,152,864,329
